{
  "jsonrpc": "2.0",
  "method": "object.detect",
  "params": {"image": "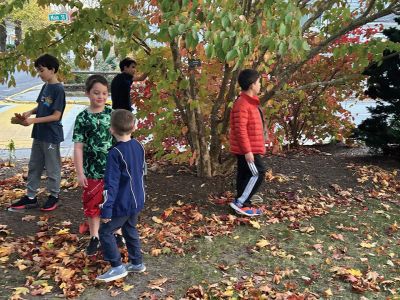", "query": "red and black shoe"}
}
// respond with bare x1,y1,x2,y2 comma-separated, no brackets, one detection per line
41,195,59,211
9,195,38,210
